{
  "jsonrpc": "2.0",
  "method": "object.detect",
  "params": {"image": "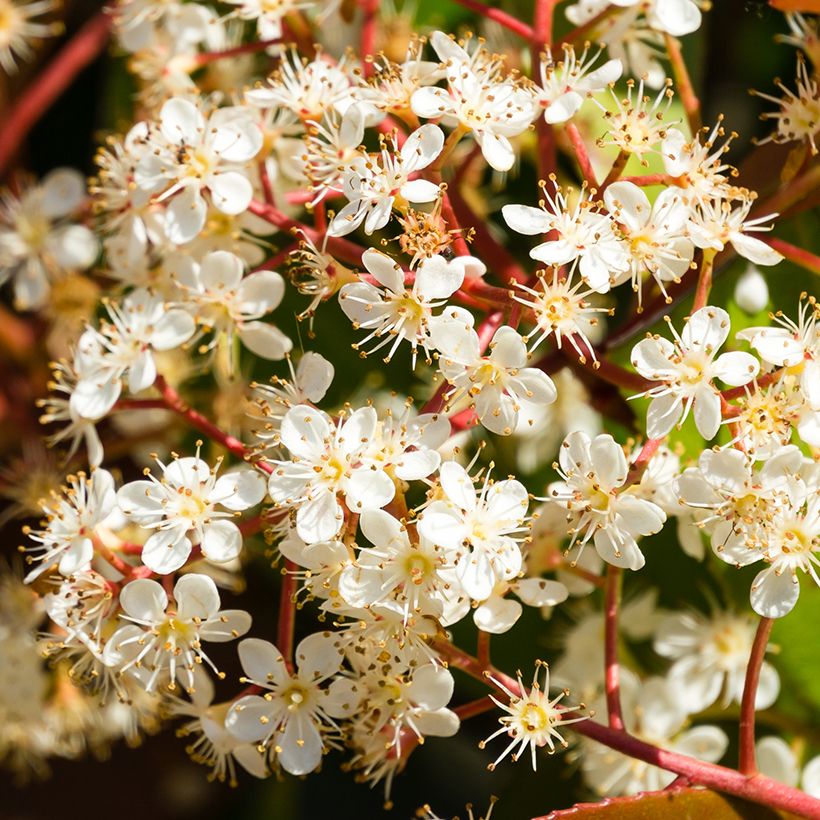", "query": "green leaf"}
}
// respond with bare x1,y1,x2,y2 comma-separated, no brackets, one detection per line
541,788,801,819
